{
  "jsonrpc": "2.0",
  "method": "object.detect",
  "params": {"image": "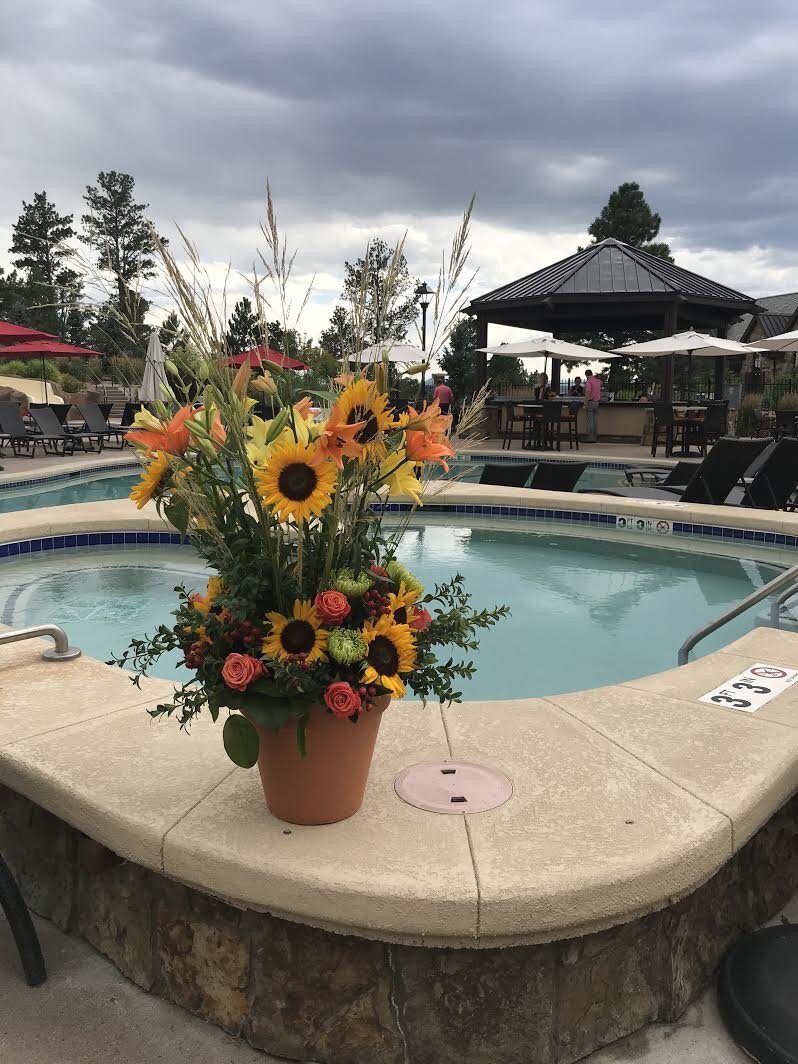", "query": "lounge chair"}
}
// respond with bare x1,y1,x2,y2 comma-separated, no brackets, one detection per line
727,437,798,510
0,402,65,458
584,437,772,506
528,461,588,492
77,401,128,448
29,405,105,453
624,460,700,487
479,462,536,487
